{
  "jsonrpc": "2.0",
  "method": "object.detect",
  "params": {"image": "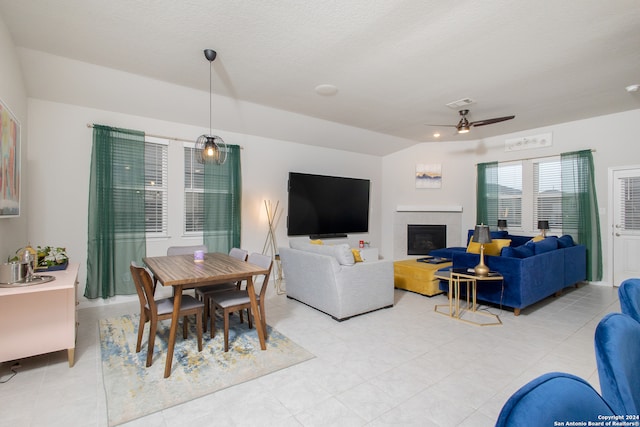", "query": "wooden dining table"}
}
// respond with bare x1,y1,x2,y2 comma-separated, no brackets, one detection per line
143,252,271,378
